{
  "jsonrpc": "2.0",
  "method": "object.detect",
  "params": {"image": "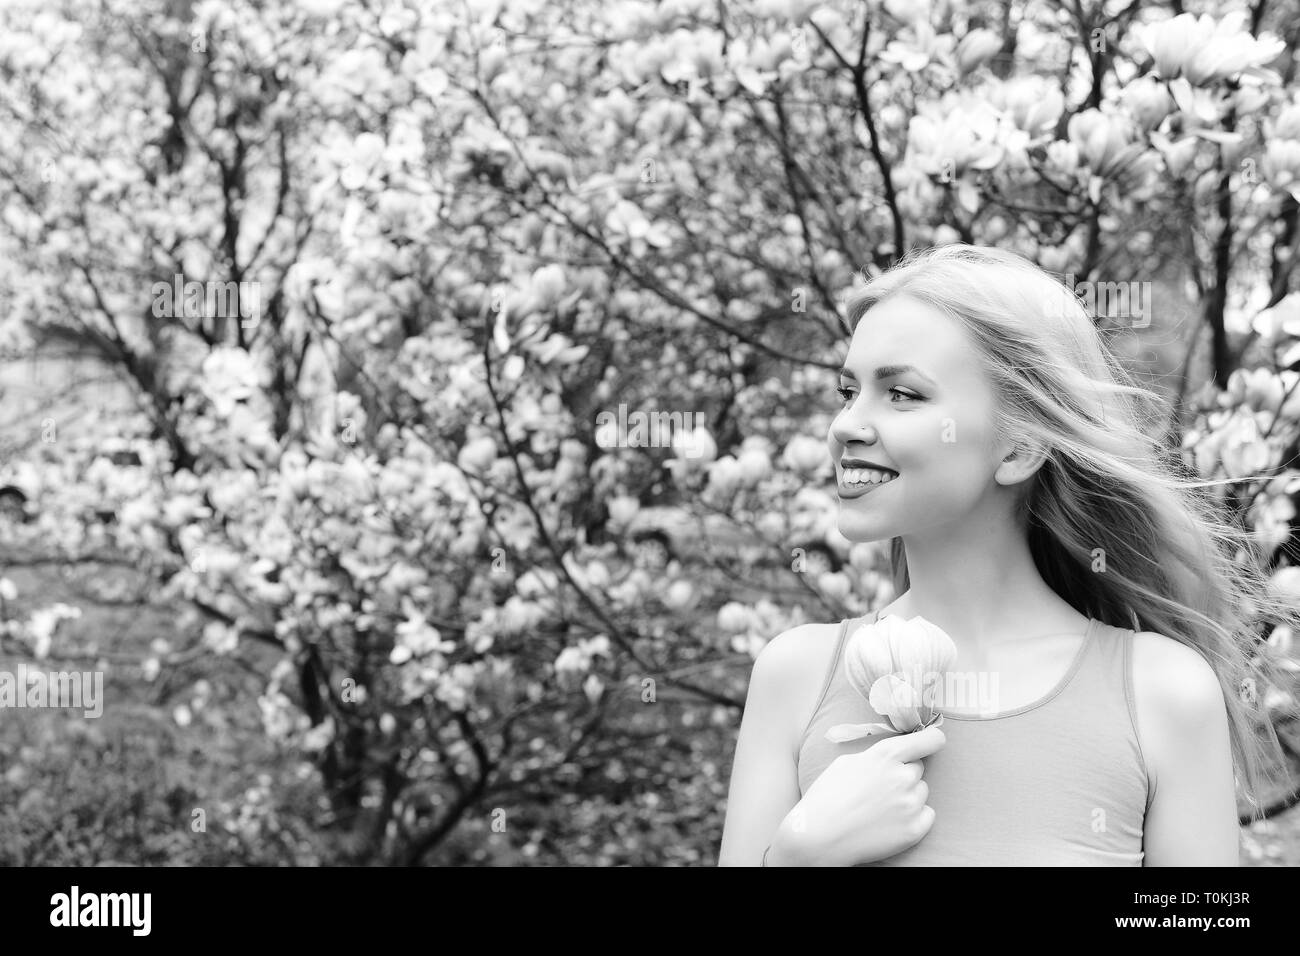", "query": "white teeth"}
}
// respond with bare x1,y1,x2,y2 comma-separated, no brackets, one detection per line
843,467,896,485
